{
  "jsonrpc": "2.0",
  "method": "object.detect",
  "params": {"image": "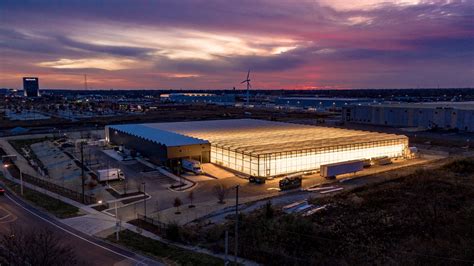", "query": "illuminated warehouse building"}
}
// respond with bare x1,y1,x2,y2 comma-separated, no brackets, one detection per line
106,119,408,177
